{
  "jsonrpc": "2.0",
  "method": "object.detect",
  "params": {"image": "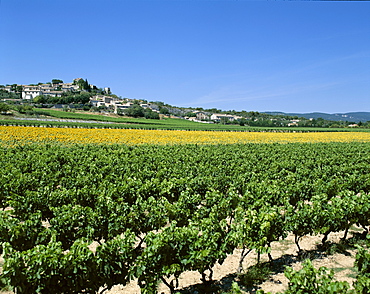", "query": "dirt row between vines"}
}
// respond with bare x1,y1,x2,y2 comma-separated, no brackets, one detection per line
0,229,361,294
110,230,359,294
